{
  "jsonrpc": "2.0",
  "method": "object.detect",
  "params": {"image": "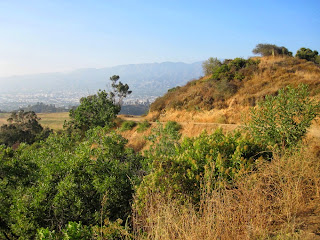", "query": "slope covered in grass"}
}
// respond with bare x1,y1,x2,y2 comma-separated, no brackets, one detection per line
148,56,320,123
